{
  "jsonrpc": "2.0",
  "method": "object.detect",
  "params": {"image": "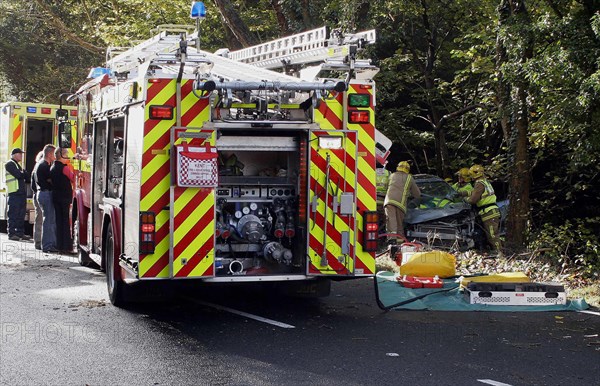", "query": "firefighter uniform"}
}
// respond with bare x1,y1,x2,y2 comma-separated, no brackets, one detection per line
453,167,474,196
384,161,421,242
4,148,30,241
465,165,502,255
452,181,473,196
